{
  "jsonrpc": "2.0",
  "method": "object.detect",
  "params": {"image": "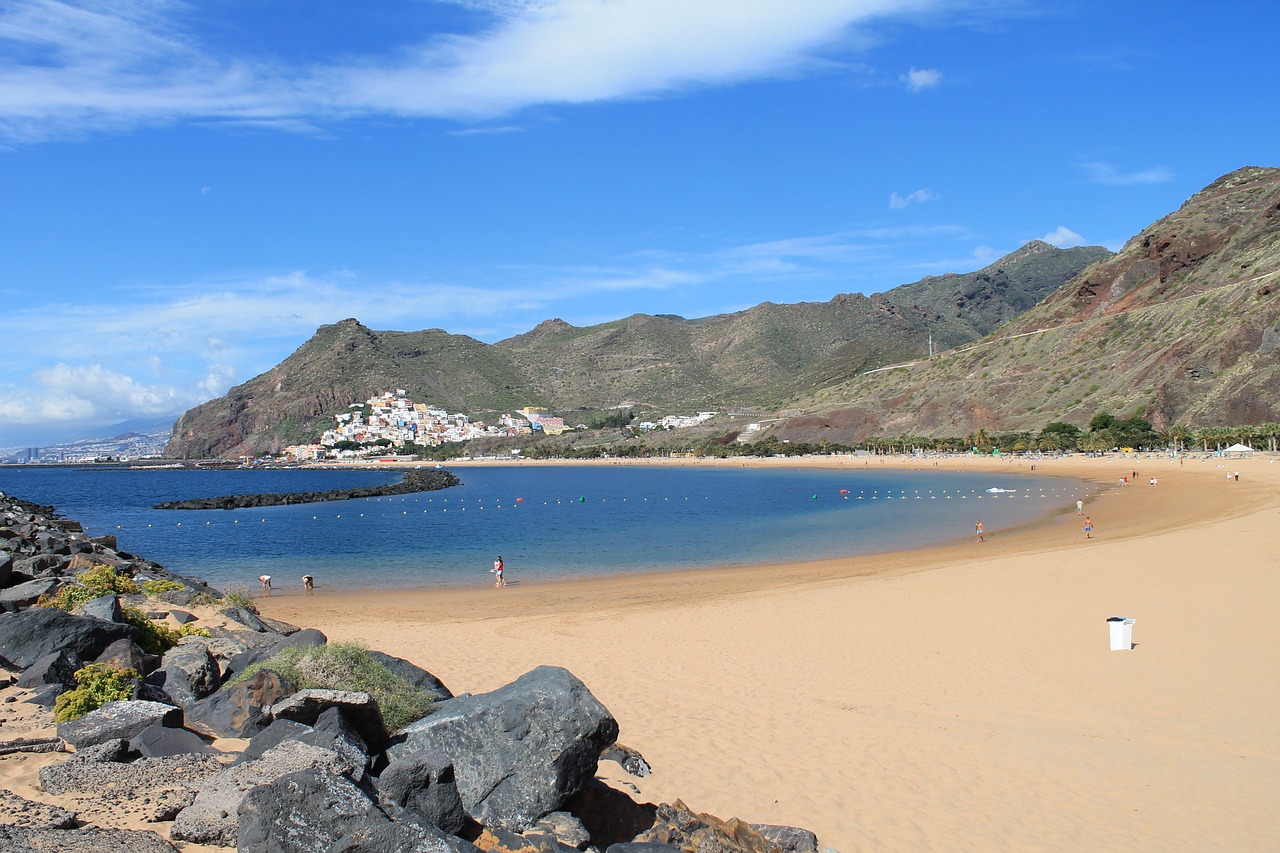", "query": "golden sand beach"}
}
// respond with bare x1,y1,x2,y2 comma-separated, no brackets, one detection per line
259,453,1280,852
2,453,1275,852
